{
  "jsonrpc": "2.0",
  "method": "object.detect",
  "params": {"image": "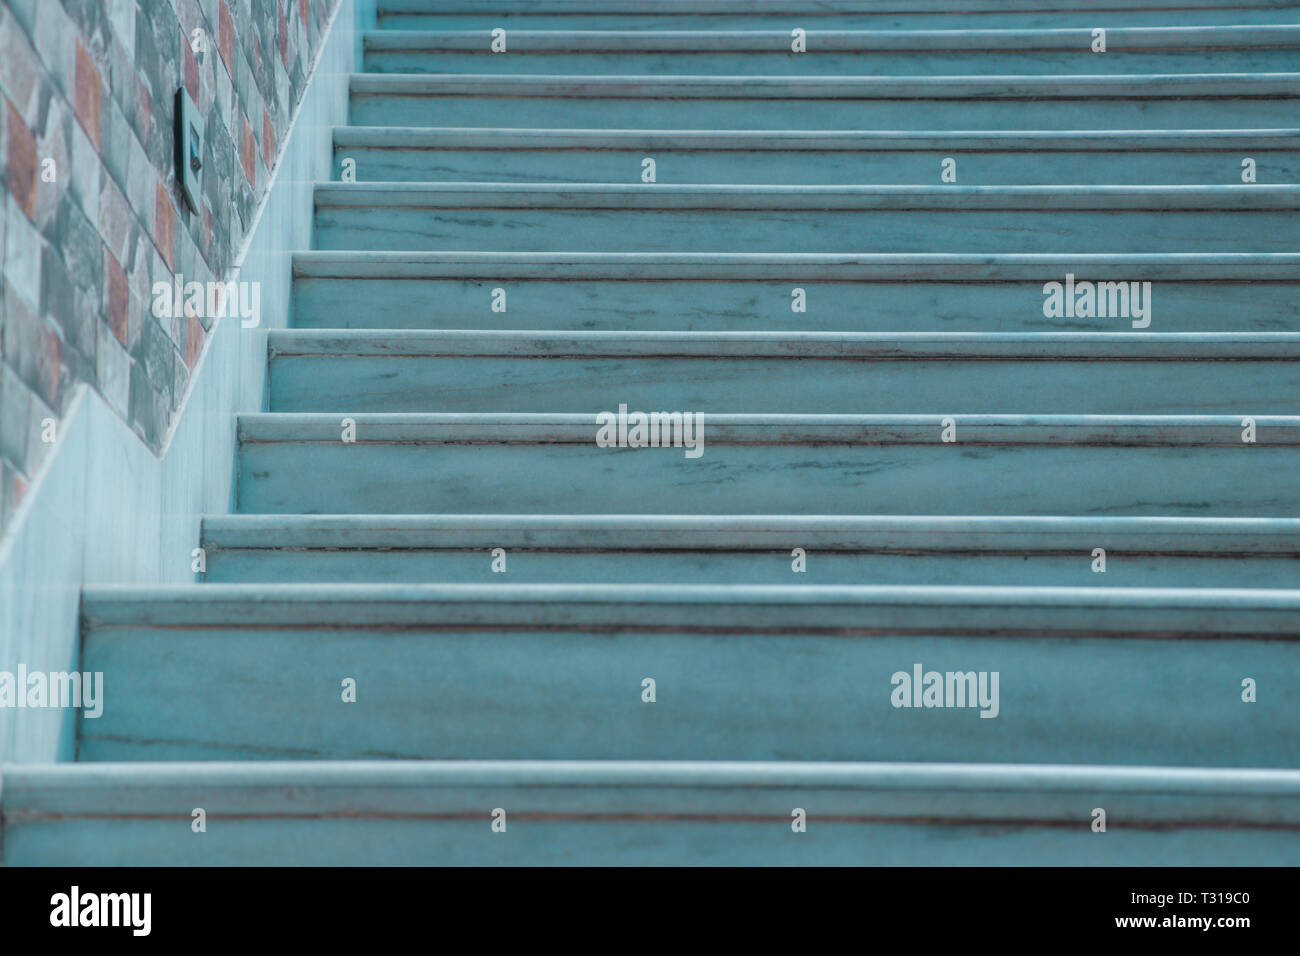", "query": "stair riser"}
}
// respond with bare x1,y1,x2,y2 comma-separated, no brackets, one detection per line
311,206,1298,253
349,94,1300,129
78,625,1298,766
364,49,1300,75
237,442,1297,516
201,548,1300,588
8,816,1295,866
292,277,1300,332
266,354,1300,415
331,146,1300,186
